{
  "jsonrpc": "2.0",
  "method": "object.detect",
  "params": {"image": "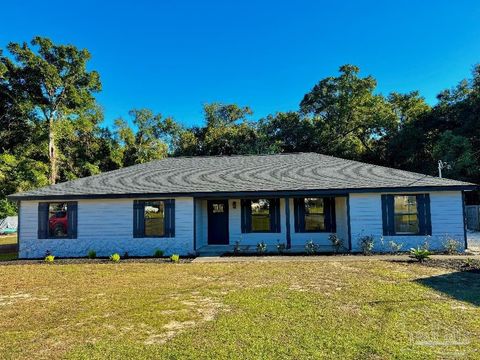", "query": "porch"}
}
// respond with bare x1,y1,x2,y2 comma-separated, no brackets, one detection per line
194,196,350,255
